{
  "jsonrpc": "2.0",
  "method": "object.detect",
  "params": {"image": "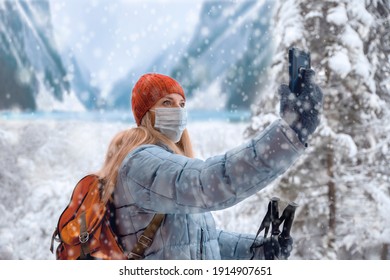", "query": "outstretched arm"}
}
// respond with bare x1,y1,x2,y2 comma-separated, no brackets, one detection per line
119,119,305,213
